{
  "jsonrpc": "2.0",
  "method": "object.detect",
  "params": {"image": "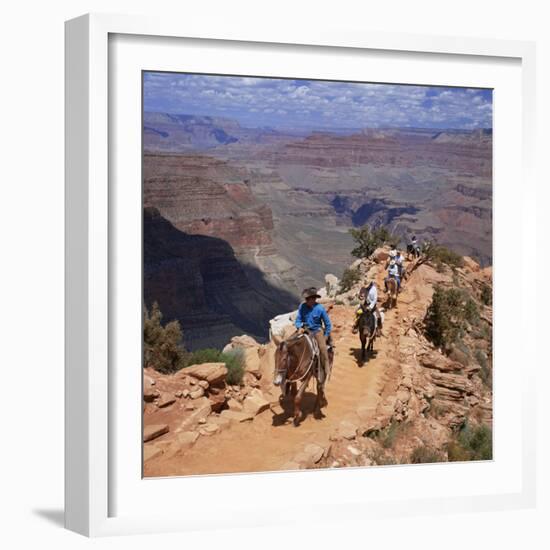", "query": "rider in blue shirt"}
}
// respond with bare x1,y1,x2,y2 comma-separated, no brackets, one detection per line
295,287,332,382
